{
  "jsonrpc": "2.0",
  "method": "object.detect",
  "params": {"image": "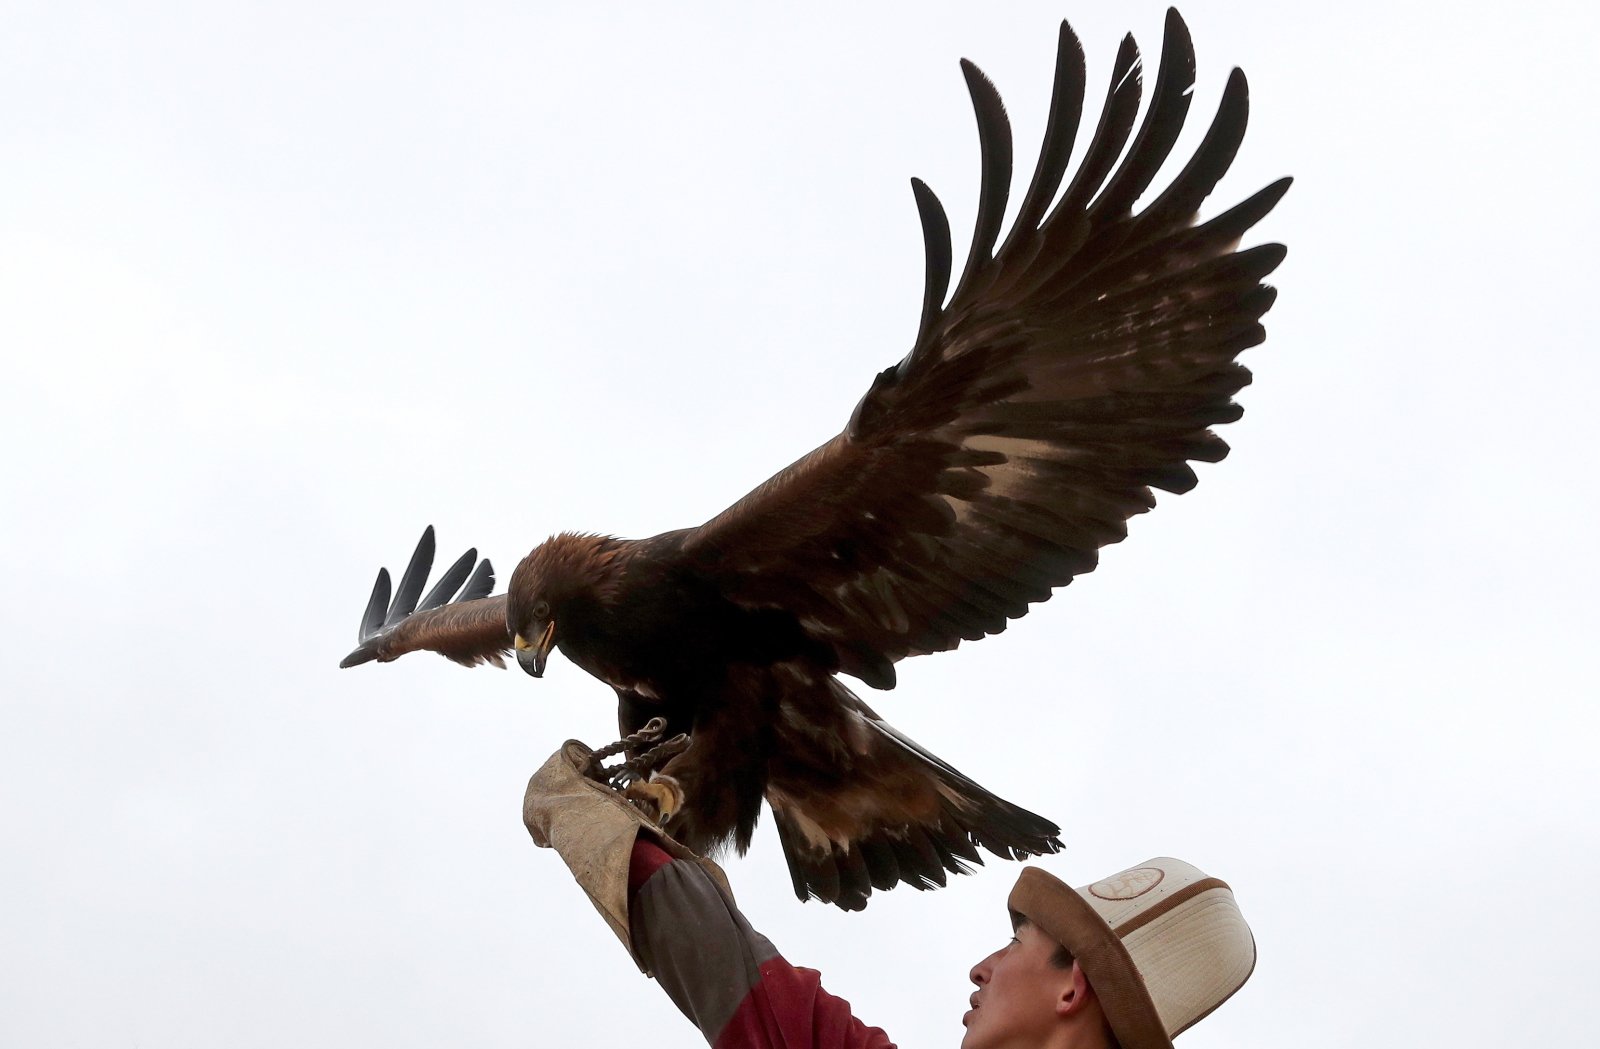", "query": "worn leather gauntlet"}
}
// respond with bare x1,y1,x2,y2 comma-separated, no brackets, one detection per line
522,740,732,970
